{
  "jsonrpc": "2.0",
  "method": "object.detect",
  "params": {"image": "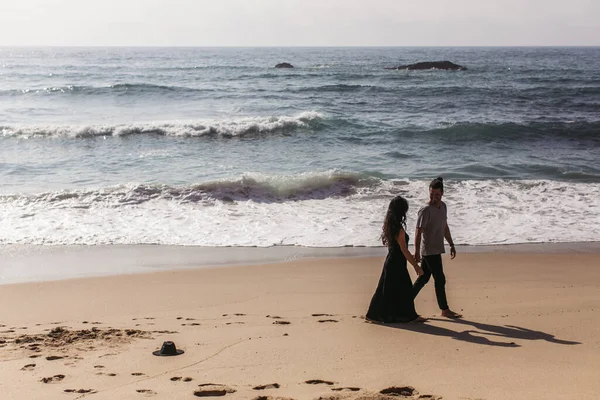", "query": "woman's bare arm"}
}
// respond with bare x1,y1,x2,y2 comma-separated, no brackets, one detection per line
397,229,423,276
